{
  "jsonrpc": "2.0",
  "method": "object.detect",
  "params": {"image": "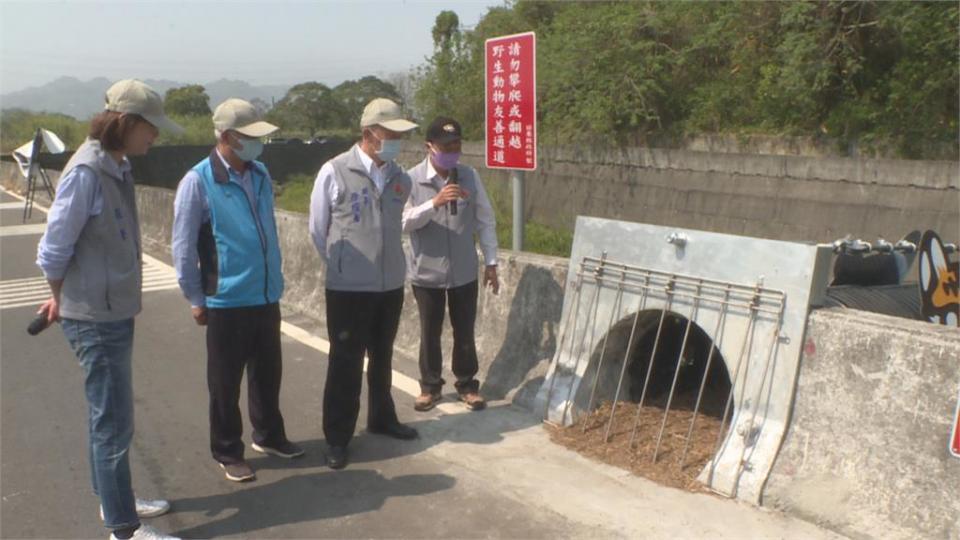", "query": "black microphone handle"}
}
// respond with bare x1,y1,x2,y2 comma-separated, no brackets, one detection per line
27,313,49,336
449,167,458,216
